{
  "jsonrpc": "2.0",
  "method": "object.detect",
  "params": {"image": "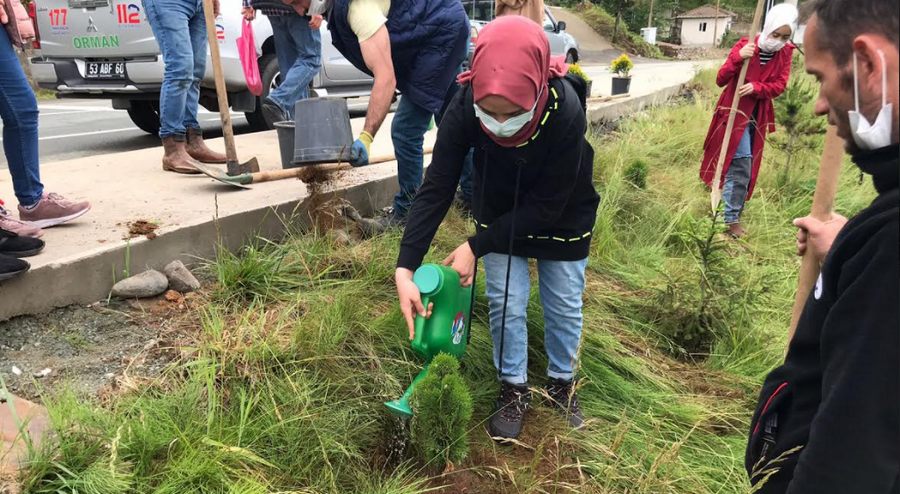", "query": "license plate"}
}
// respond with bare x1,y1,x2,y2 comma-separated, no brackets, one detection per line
85,61,125,80
68,0,109,8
